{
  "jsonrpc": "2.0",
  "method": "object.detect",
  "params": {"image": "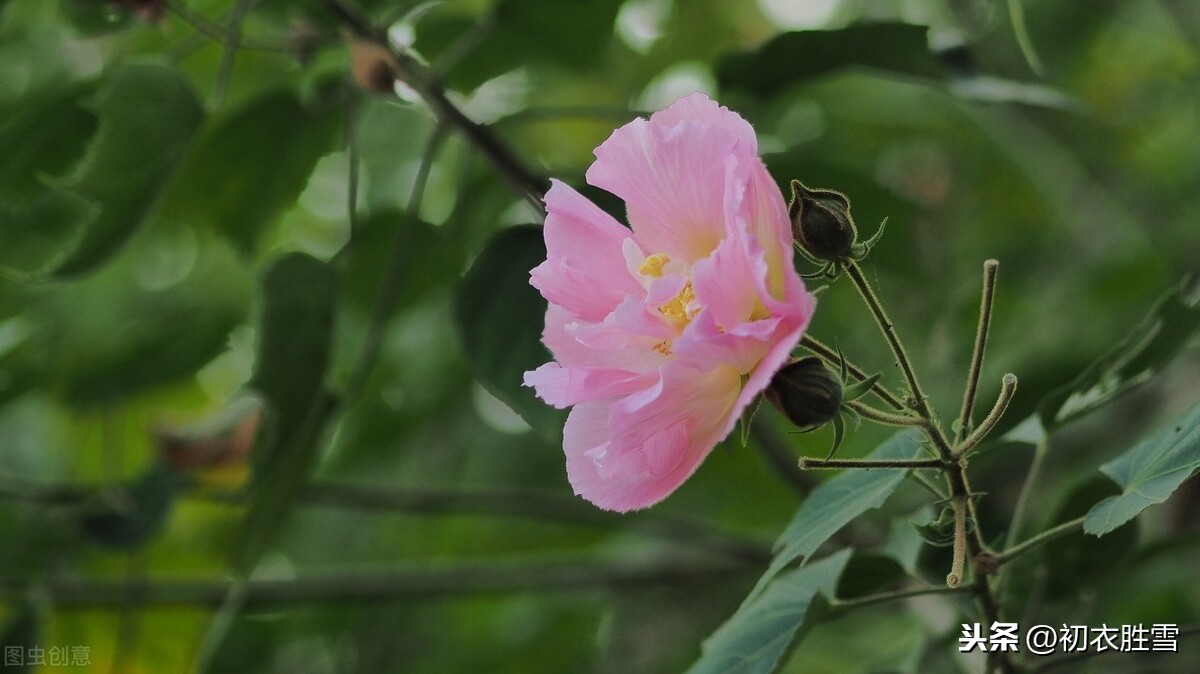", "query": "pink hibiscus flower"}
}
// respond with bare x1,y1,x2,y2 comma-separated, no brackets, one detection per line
523,93,816,512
